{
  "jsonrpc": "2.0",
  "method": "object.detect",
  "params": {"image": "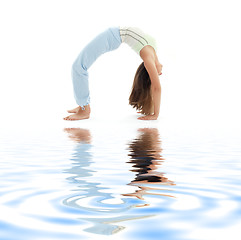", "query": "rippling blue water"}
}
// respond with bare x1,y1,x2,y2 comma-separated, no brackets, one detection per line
1,122,241,240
